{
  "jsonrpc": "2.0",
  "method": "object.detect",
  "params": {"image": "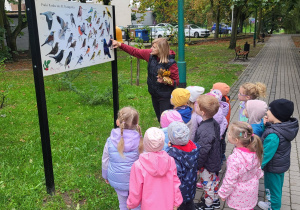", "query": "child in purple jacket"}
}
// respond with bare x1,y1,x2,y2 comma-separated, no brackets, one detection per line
102,107,143,210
